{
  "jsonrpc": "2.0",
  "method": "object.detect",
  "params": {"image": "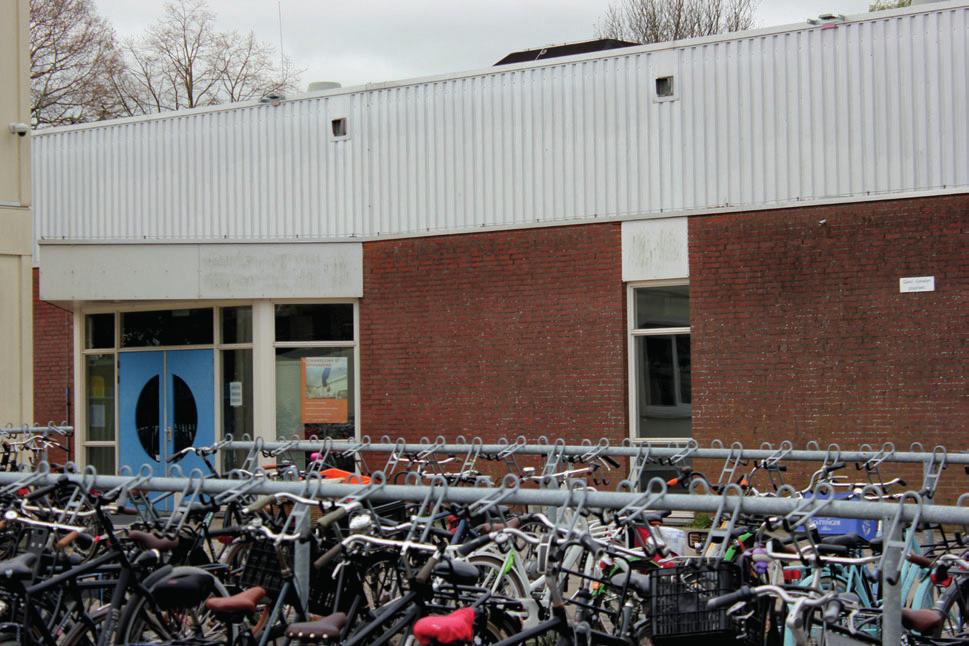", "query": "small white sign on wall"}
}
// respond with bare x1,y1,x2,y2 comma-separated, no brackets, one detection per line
900,276,935,293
